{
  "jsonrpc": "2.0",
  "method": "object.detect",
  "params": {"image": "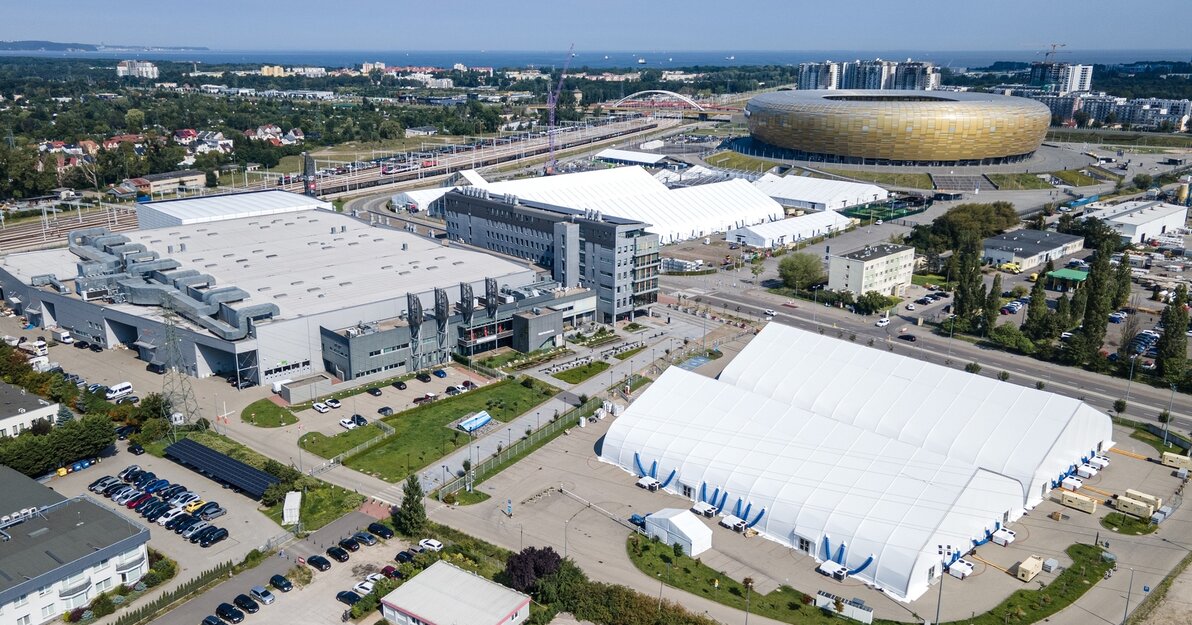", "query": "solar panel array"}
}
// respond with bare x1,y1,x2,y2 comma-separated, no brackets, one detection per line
164,439,280,499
